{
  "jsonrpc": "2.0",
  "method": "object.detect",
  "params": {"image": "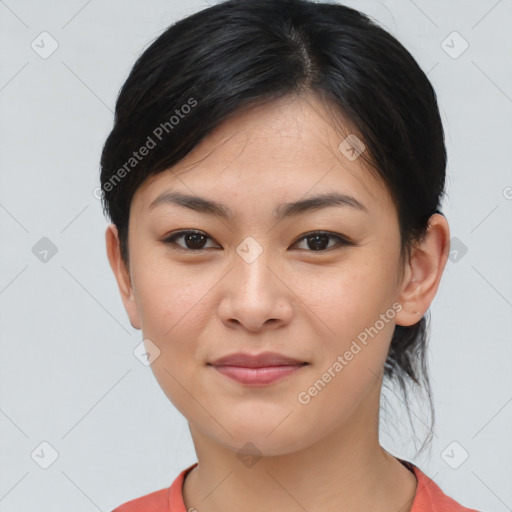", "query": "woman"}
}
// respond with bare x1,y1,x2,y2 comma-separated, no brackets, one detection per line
100,0,480,510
